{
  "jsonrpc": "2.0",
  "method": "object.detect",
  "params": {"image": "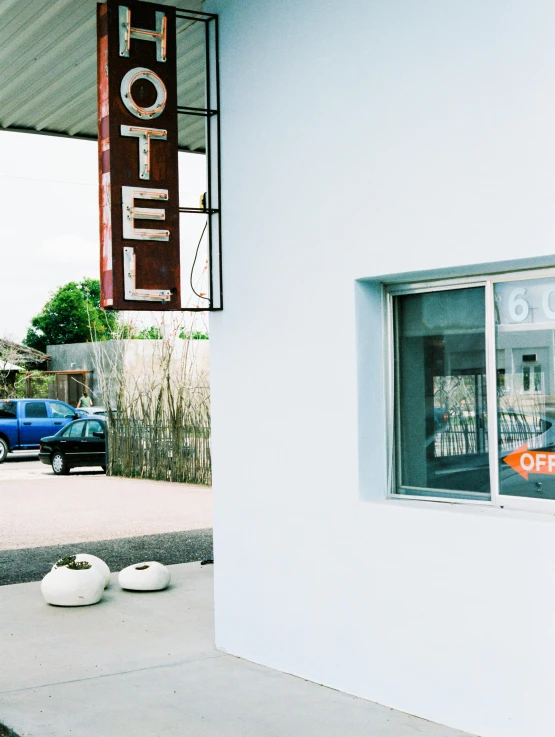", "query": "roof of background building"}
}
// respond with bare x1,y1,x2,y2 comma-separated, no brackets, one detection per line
0,339,50,364
0,0,208,153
